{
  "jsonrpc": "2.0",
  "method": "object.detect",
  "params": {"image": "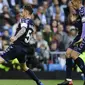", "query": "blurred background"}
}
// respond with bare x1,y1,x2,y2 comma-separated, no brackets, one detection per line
0,0,85,81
